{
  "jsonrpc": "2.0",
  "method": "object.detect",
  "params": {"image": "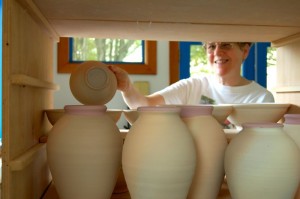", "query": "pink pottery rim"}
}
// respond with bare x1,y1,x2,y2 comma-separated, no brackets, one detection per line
284,114,300,124
180,105,213,118
137,106,181,113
